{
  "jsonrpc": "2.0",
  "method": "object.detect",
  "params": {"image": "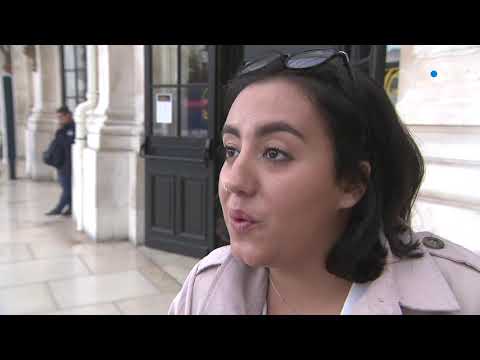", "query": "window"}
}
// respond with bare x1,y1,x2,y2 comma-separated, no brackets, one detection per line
60,45,87,112
151,45,209,138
